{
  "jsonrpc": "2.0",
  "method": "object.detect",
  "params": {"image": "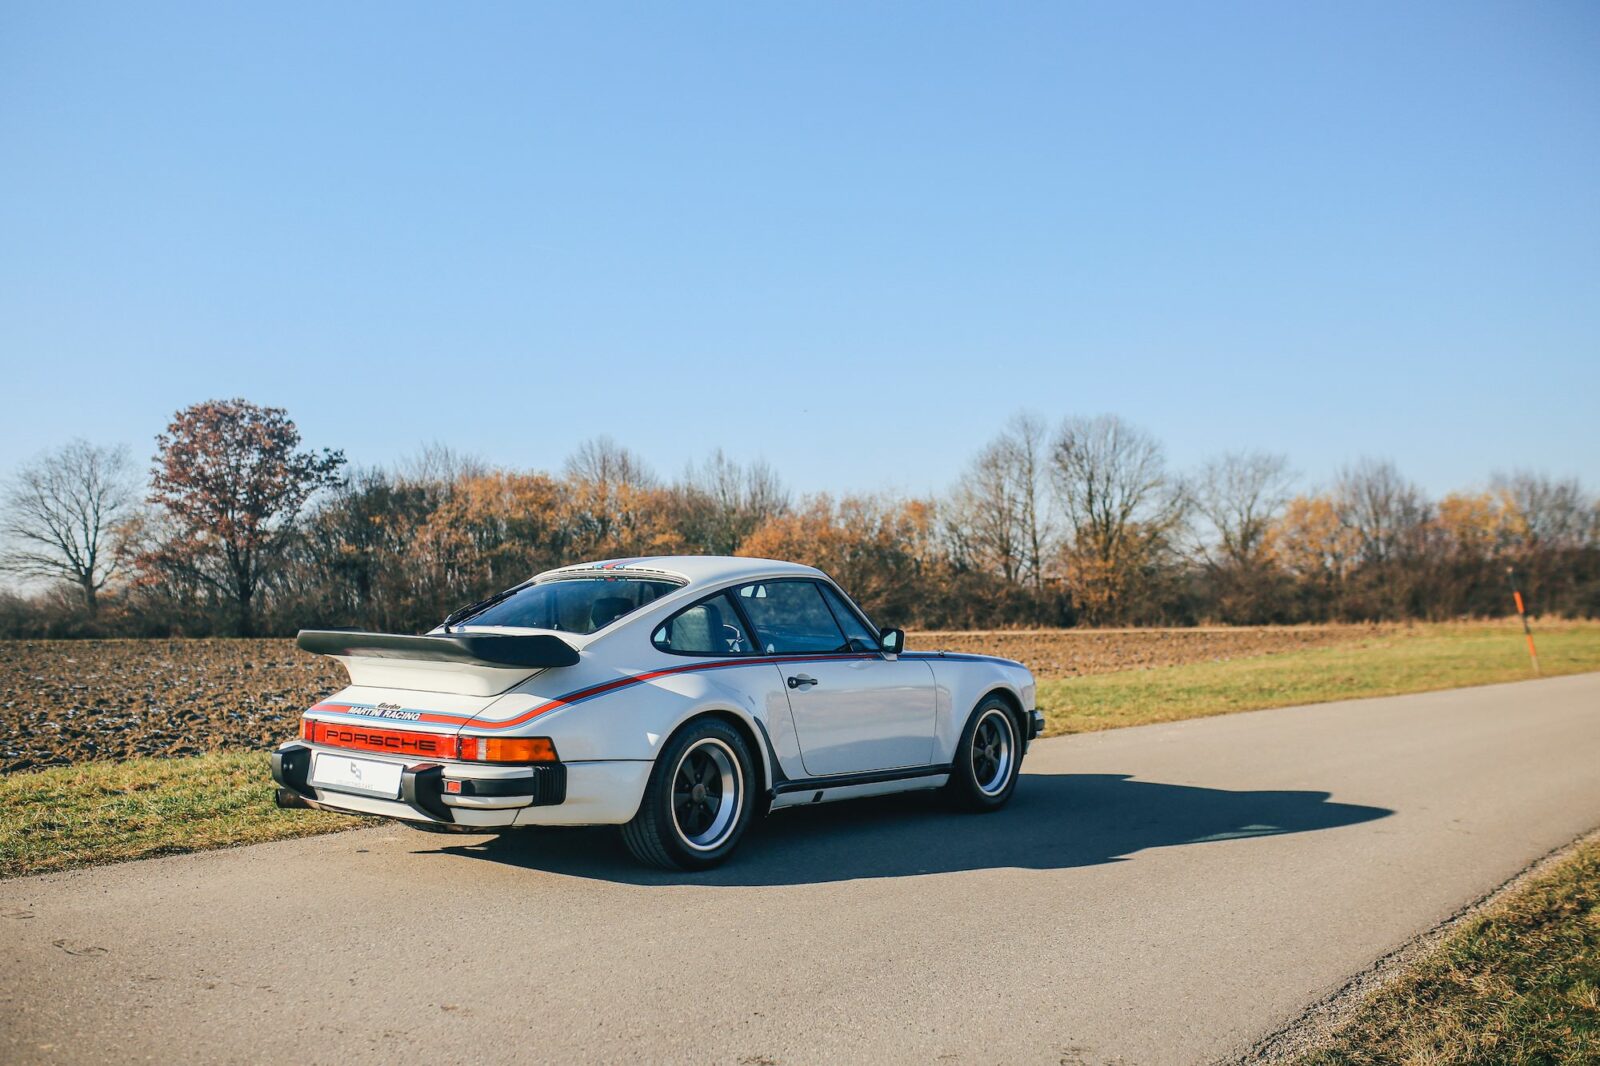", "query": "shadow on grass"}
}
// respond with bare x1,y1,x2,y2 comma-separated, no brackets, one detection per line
423,772,1392,887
